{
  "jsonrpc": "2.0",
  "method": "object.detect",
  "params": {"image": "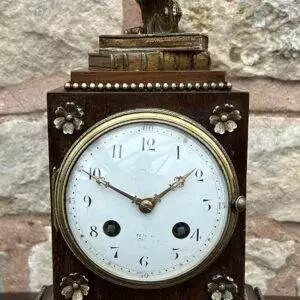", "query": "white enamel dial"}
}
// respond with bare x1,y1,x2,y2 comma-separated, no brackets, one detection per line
58,111,237,288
